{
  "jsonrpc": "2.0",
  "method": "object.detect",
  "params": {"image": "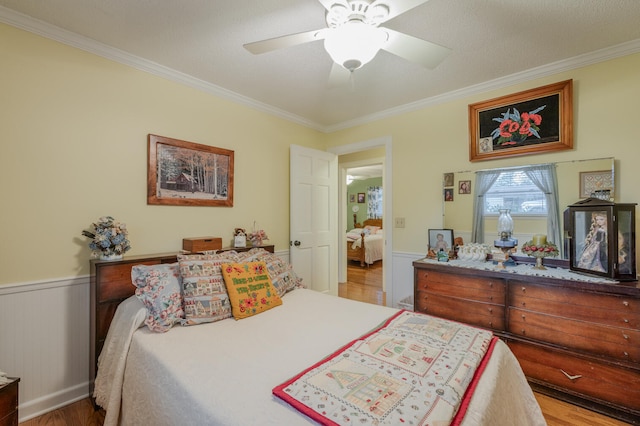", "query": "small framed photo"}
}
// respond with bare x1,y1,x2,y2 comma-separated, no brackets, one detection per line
443,173,454,187
428,229,454,253
357,193,365,203
444,188,454,202
349,194,355,203
459,180,471,194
